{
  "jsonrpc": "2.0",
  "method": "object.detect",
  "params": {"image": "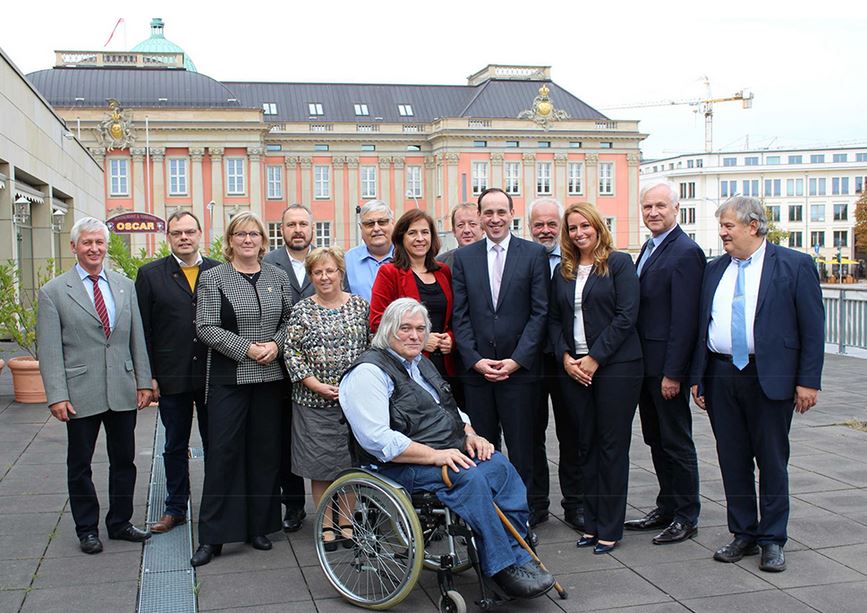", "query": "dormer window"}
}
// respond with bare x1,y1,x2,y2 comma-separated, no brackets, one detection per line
262,102,277,115
354,103,369,116
308,102,324,116
398,104,414,117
